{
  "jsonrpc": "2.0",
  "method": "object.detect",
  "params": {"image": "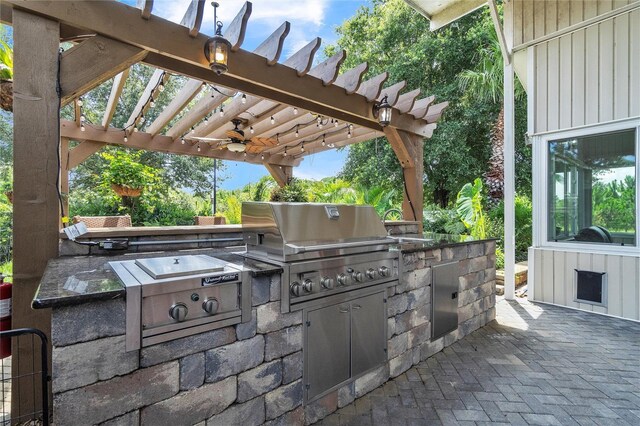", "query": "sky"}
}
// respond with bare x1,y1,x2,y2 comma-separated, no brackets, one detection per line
138,0,371,189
